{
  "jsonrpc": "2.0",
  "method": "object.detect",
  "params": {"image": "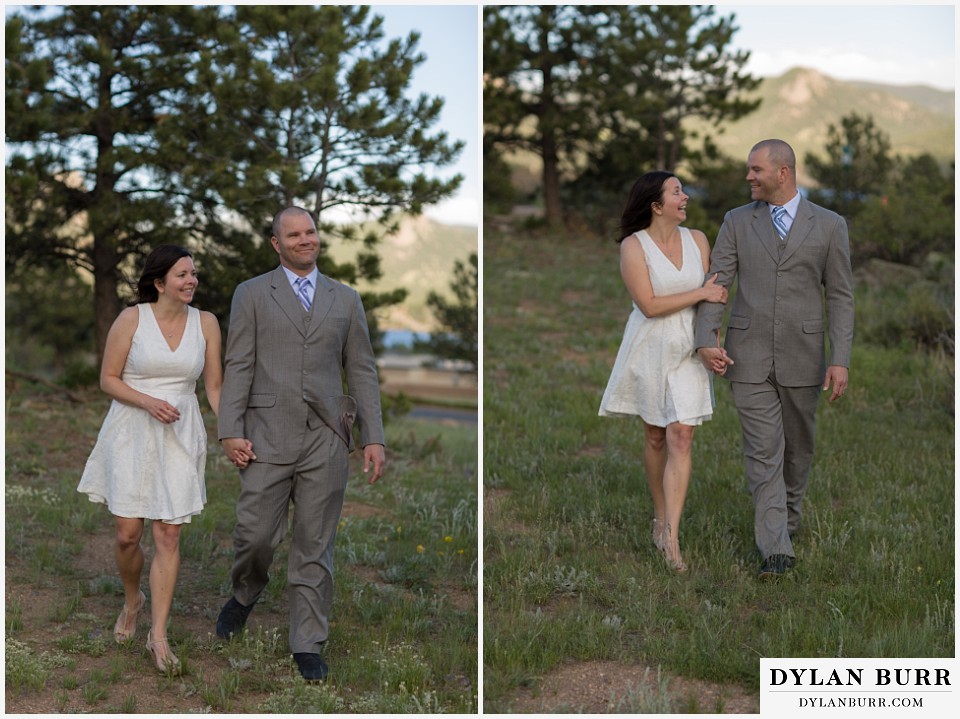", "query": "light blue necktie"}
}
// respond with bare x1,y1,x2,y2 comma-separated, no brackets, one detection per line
295,277,312,311
771,205,789,240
